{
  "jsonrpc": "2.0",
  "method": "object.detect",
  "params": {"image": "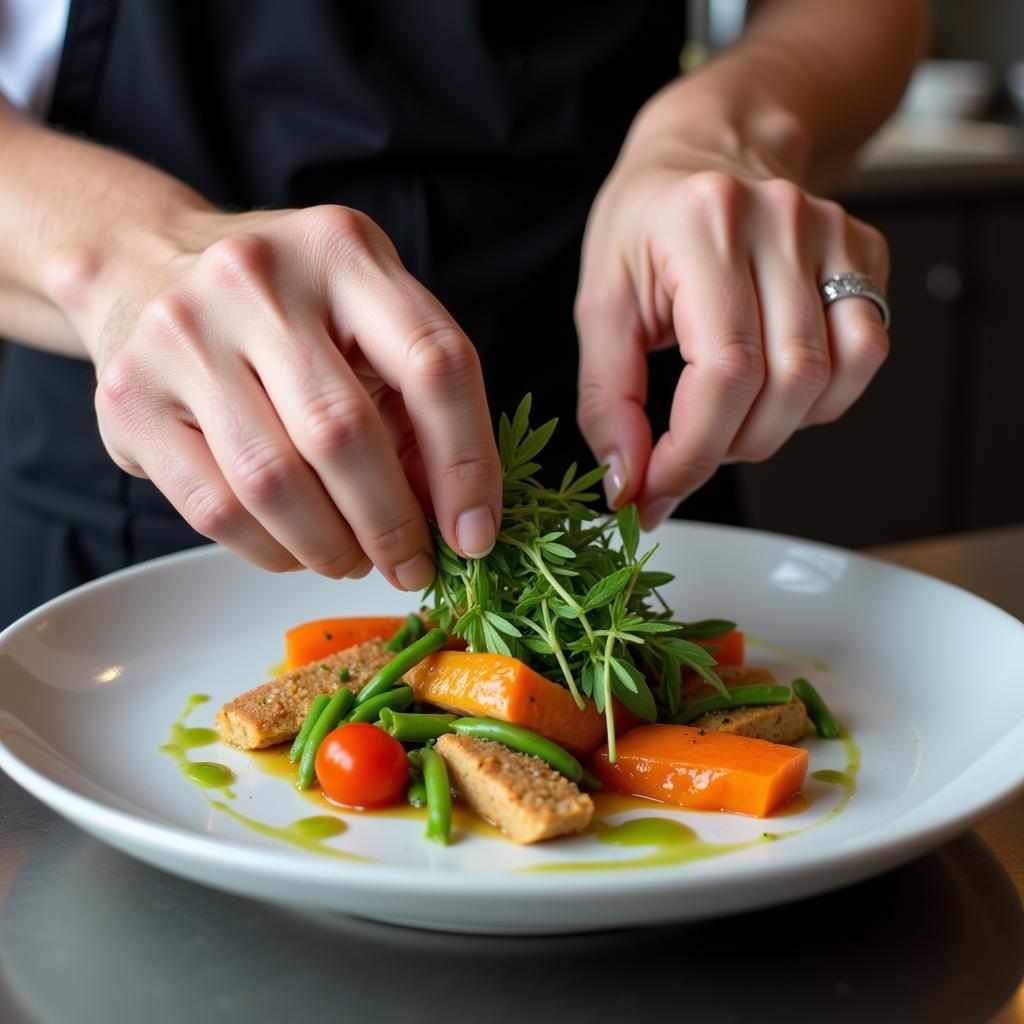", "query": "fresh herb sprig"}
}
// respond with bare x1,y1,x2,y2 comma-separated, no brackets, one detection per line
422,395,732,760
